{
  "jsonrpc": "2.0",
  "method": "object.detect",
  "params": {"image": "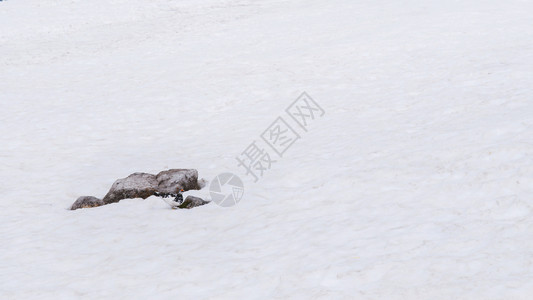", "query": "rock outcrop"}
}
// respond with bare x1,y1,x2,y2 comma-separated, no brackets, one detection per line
72,169,205,210
71,196,104,210
102,172,158,204
156,169,200,193
178,195,210,209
